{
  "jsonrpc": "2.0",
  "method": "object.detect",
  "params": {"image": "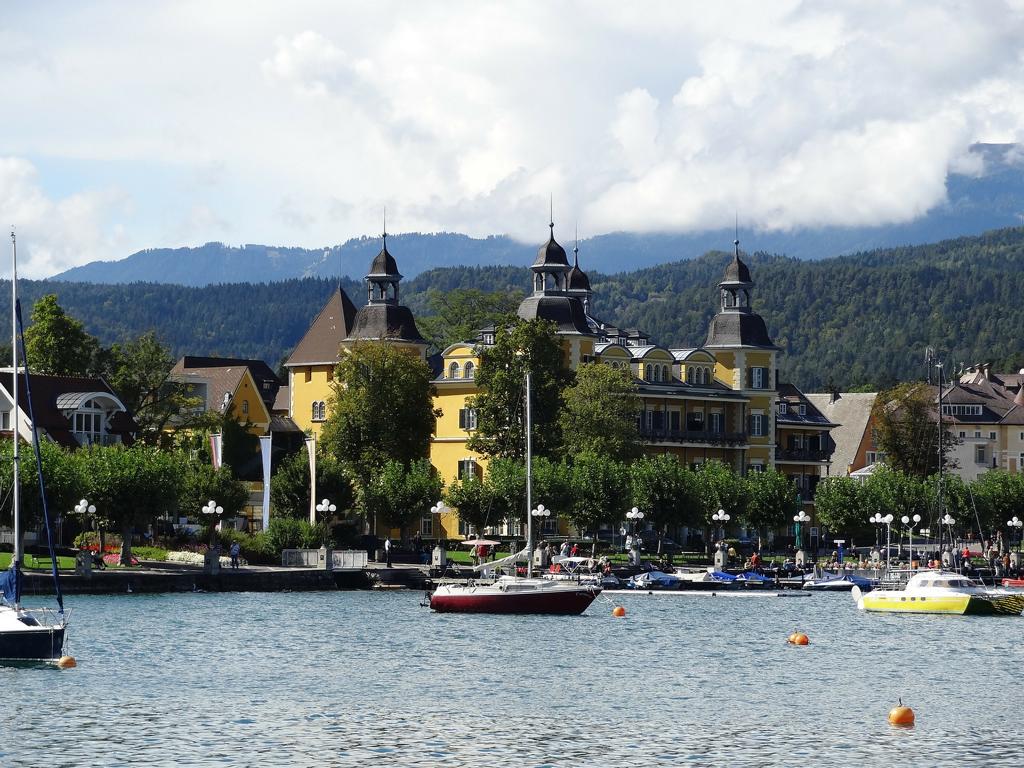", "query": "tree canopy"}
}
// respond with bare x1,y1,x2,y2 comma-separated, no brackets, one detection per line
559,362,641,461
